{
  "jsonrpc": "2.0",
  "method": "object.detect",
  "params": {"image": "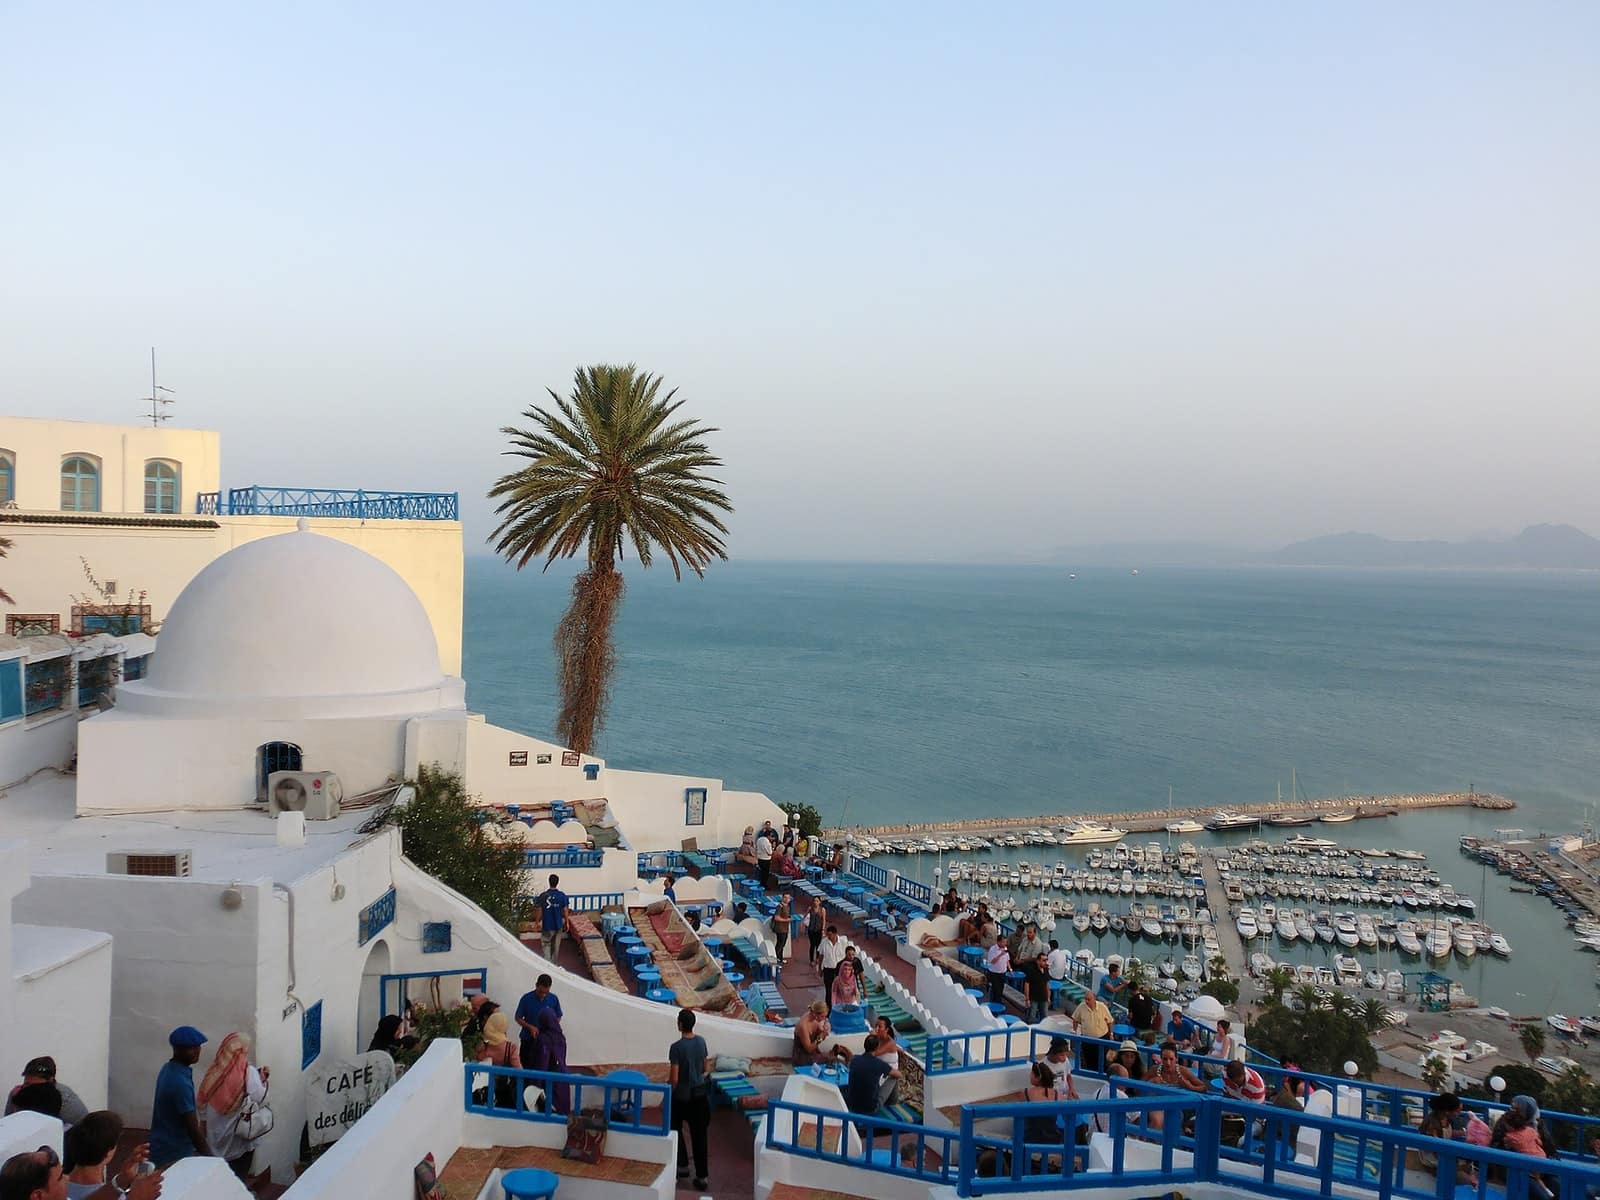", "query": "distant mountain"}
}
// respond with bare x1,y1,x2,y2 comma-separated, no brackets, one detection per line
1259,523,1600,569
1046,540,1250,567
